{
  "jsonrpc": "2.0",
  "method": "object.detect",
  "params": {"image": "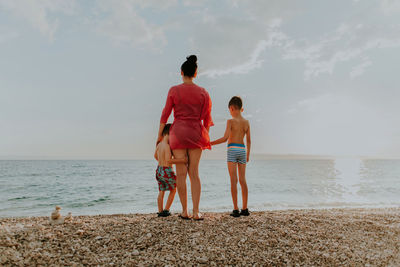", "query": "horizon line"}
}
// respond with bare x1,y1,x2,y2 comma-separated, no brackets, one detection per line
1,153,399,160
